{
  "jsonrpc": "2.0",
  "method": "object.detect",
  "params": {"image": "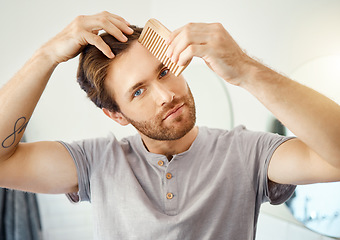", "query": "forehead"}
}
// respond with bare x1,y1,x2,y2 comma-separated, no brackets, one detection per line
106,41,160,97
